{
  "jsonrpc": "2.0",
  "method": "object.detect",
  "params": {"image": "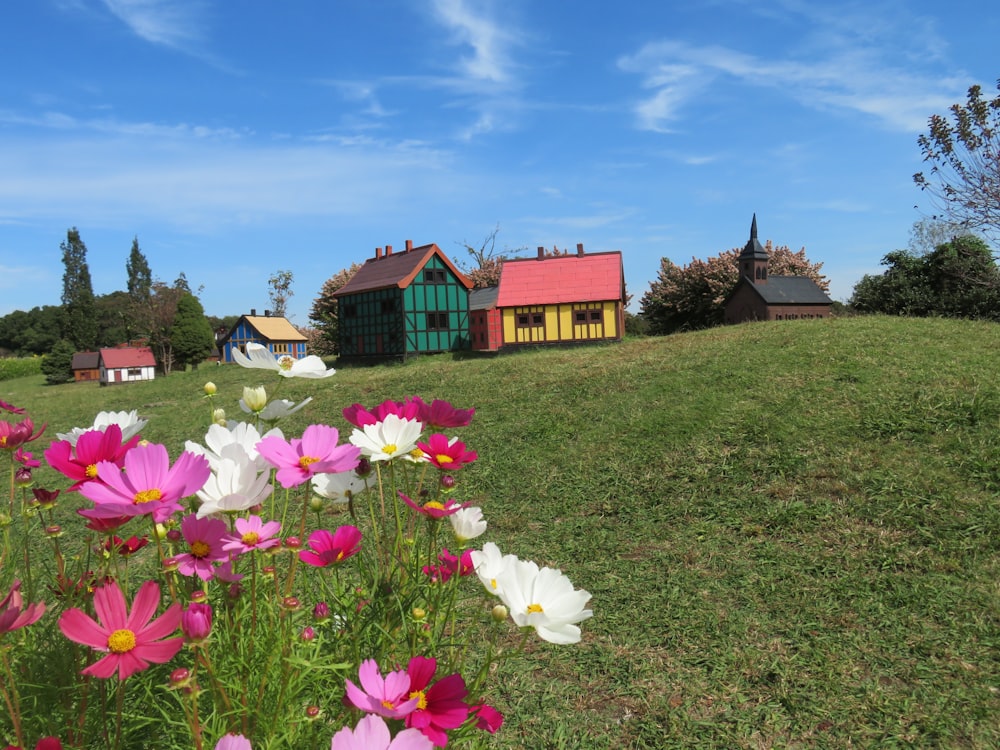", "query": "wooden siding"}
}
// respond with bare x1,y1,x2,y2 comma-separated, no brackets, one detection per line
501,300,620,345
223,318,307,362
